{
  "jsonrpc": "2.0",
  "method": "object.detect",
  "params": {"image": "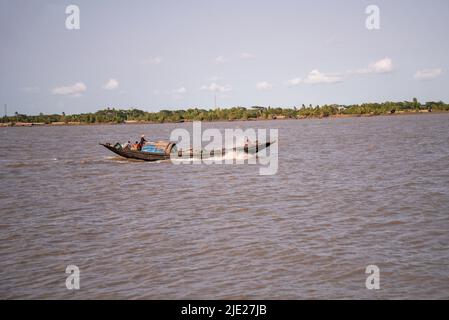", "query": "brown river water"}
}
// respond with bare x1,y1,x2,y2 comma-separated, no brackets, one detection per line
1,114,448,299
